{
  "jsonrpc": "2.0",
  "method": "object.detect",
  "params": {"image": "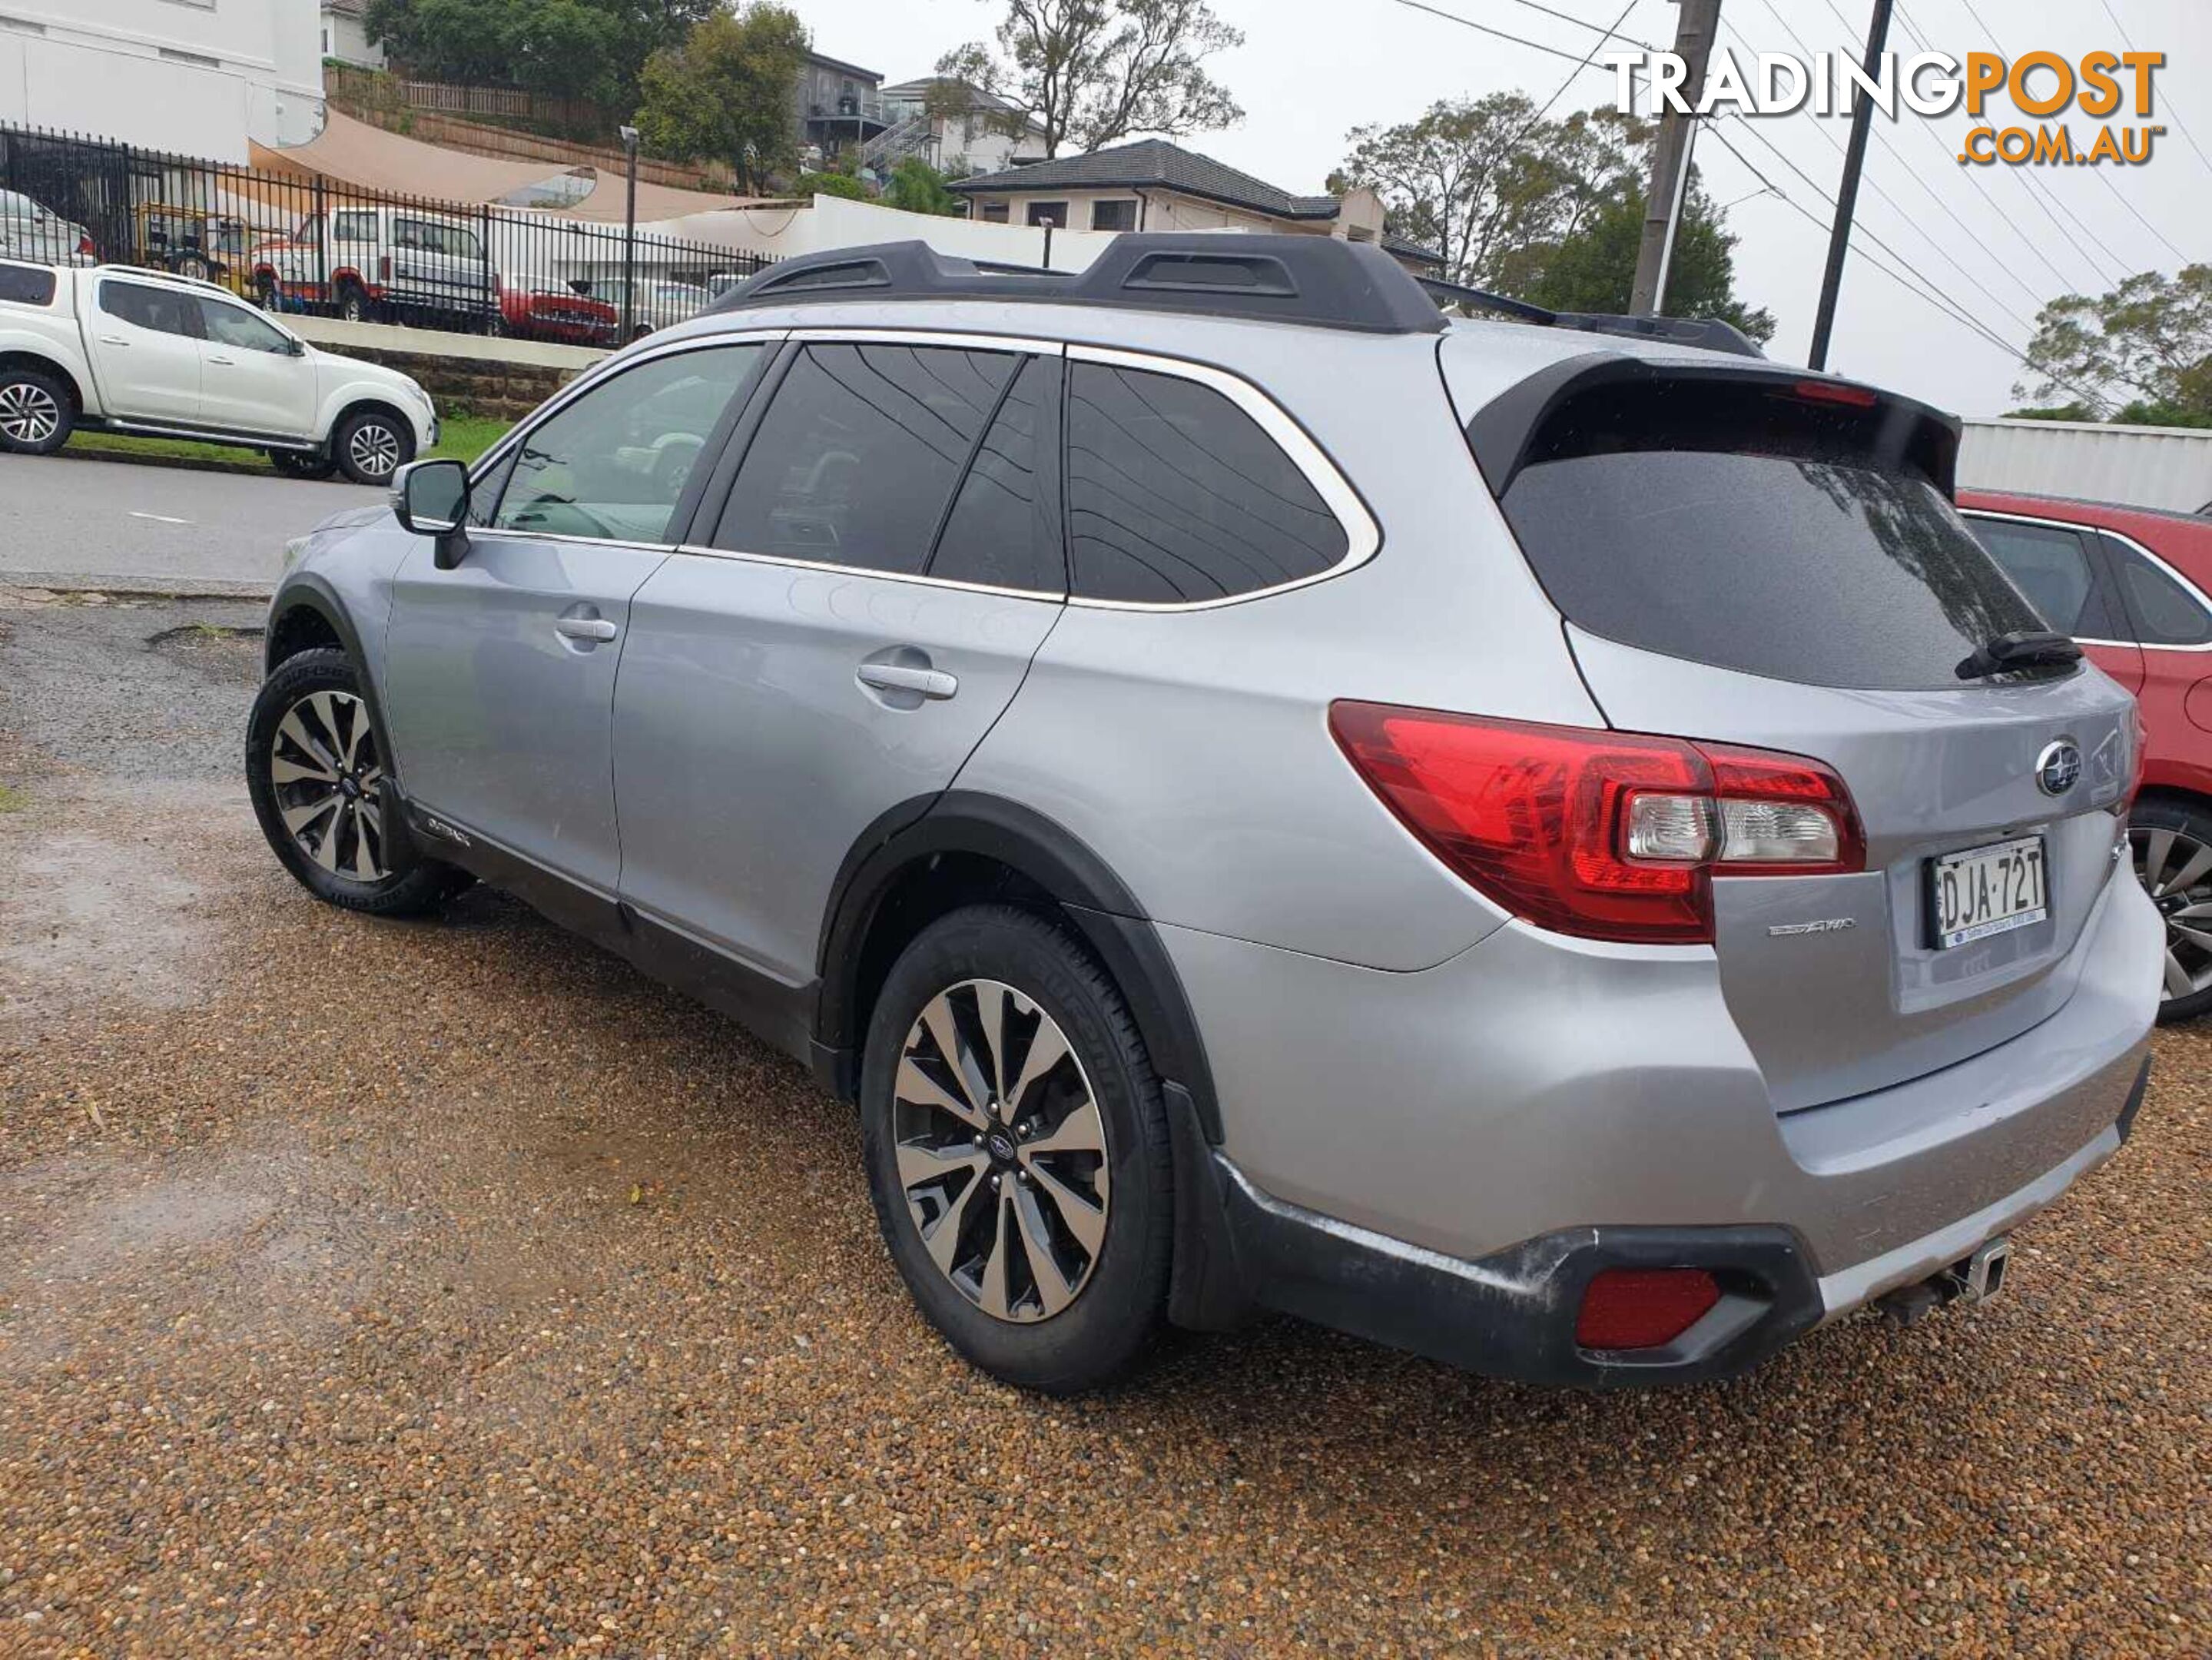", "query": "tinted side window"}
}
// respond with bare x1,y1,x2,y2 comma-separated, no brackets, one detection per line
100,281,202,337
0,262,55,305
494,344,765,544
199,299,293,354
714,343,1016,574
928,357,1058,593
1066,361,1349,603
1965,516,2117,637
2104,536,2212,646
